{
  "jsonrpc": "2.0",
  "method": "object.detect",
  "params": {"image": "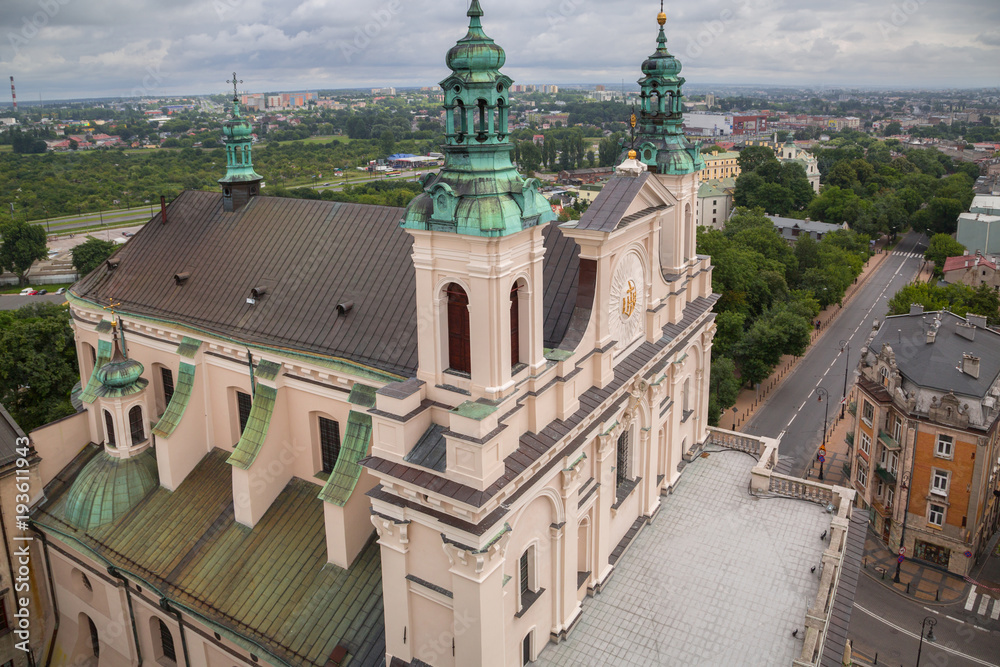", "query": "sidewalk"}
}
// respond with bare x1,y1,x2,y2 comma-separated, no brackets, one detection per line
720,239,893,432
860,527,970,604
